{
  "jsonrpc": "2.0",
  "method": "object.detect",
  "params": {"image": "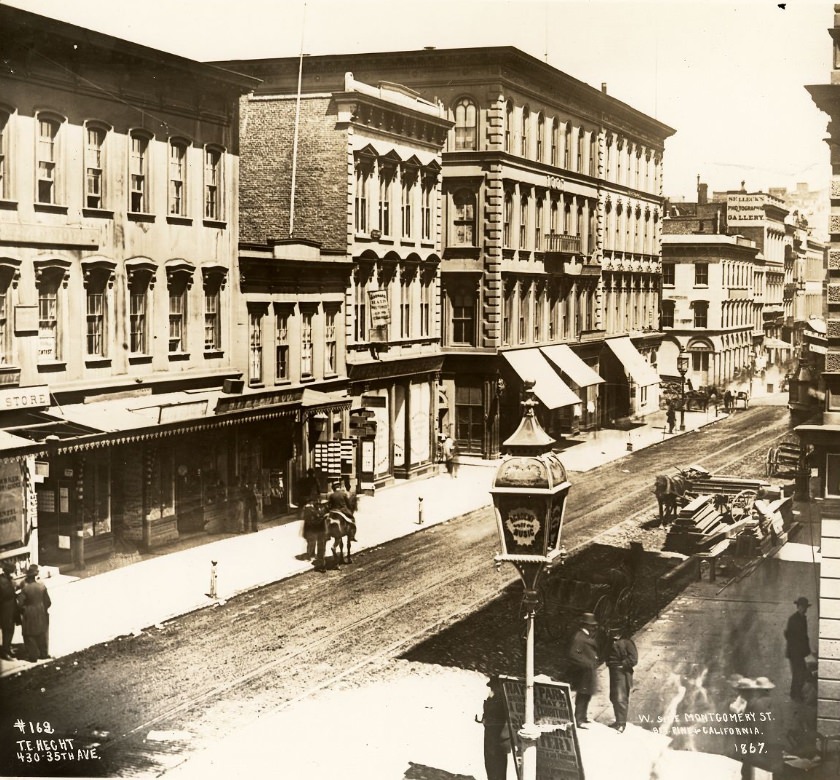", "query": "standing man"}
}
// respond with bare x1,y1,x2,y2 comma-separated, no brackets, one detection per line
19,564,51,663
567,612,600,729
476,675,511,780
606,625,638,733
0,560,17,660
327,479,357,542
666,403,676,435
443,434,458,478
242,477,260,533
785,596,813,701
